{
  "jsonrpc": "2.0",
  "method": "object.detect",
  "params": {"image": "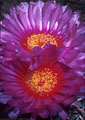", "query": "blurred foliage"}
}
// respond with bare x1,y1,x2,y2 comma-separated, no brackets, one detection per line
69,99,85,120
